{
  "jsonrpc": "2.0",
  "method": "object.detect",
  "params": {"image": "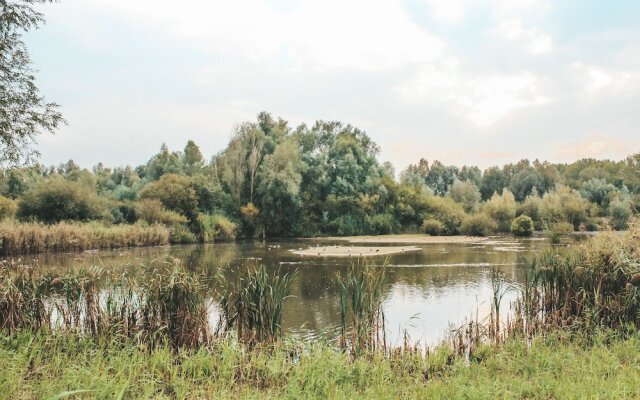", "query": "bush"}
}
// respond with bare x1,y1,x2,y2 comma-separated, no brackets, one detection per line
170,224,198,244
365,213,396,235
0,196,17,221
135,199,187,227
511,215,534,237
483,190,516,233
461,214,496,237
139,174,198,218
424,196,465,235
17,177,110,224
422,218,445,236
197,213,237,242
609,199,632,230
